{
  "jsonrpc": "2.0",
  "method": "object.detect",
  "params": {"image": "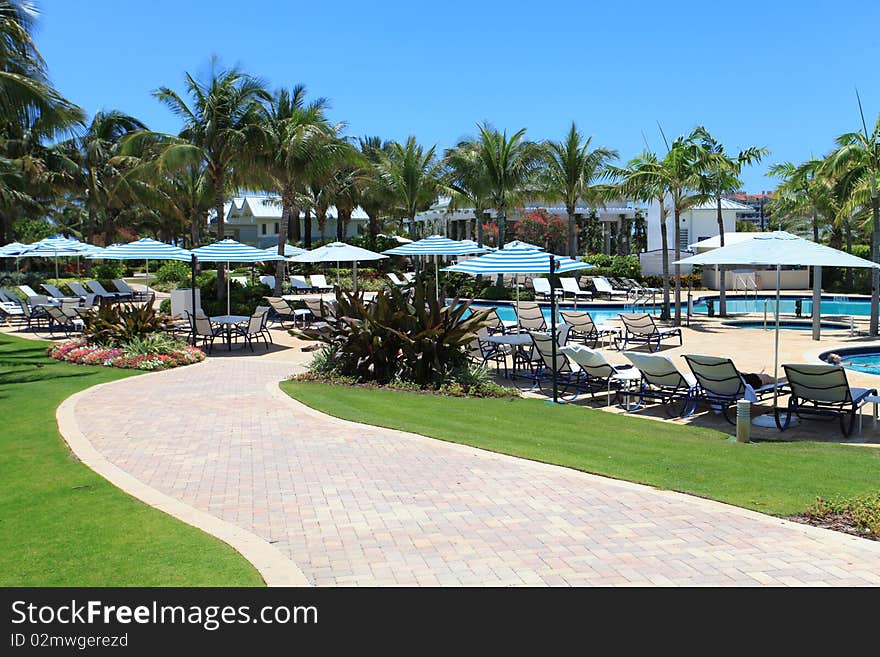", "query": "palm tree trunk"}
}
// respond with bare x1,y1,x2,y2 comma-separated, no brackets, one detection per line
275,197,291,295
716,193,726,316
845,219,853,290
367,212,378,246
336,210,344,241
673,206,681,326
812,210,819,243
85,205,96,274
190,211,200,247
303,207,312,247
214,184,226,302
290,205,301,243
870,192,879,336
659,208,671,321
475,214,483,246
567,210,576,258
